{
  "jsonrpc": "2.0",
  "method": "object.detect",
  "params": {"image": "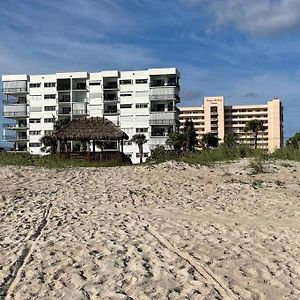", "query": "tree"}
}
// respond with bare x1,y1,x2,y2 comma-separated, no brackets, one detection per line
54,117,71,130
224,131,238,148
131,134,147,164
40,118,71,154
167,132,185,155
244,119,264,149
182,119,197,151
40,134,57,155
201,133,219,149
286,132,300,148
